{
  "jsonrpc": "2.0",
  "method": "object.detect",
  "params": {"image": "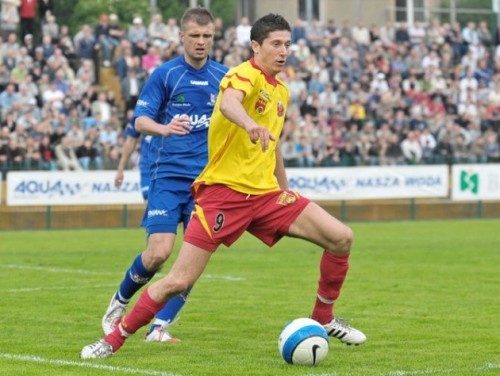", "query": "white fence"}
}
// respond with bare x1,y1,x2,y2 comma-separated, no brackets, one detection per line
6,171,143,206
3,164,500,206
